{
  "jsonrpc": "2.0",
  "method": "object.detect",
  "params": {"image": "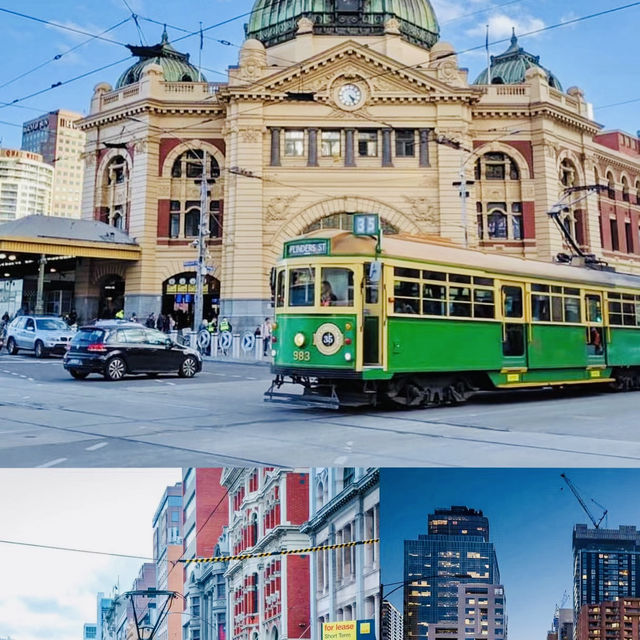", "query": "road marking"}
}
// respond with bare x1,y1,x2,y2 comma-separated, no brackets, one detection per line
85,442,108,451
37,458,68,468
